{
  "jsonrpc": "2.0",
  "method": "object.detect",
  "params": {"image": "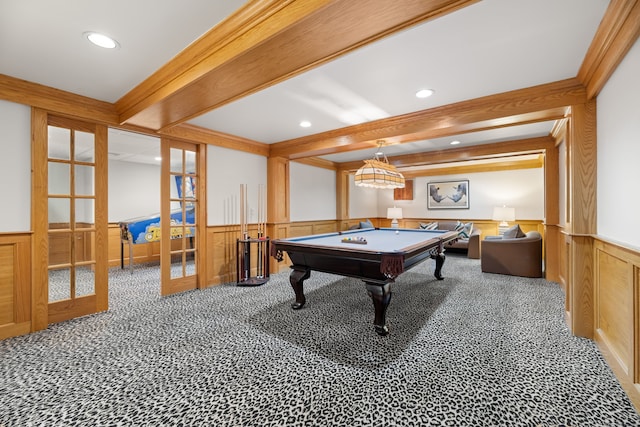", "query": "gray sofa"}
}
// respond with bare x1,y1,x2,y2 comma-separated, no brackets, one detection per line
421,220,481,259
